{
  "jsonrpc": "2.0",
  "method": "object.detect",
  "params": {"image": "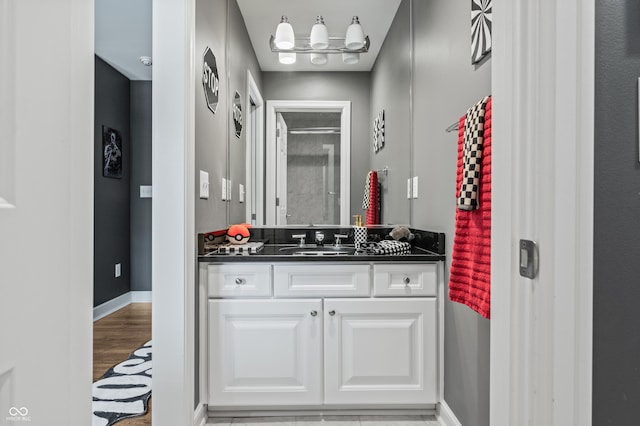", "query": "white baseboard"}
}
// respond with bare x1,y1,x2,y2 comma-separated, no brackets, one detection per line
437,401,462,426
131,291,152,302
93,291,152,321
194,404,207,426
